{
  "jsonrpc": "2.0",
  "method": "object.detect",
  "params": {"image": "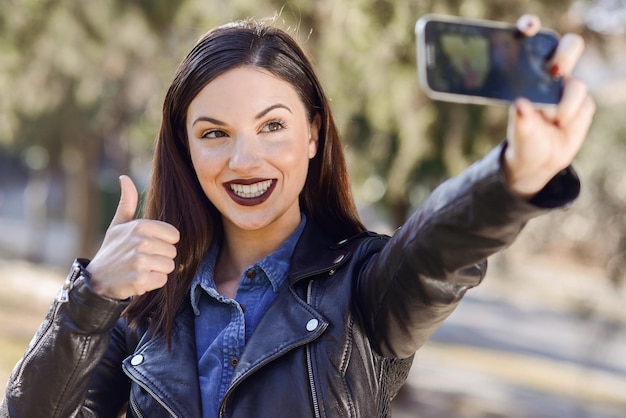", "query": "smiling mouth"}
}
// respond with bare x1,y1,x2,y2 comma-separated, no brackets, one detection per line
226,179,275,206
229,180,273,198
